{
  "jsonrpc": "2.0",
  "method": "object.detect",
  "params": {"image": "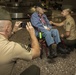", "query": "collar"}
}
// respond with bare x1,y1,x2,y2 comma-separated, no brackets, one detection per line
0,34,7,40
